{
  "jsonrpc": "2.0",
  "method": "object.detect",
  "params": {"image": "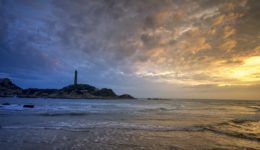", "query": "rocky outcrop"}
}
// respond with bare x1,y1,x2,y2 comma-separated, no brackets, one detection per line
94,88,117,97
0,78,135,99
61,84,98,95
0,78,22,97
118,94,135,99
19,88,59,98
